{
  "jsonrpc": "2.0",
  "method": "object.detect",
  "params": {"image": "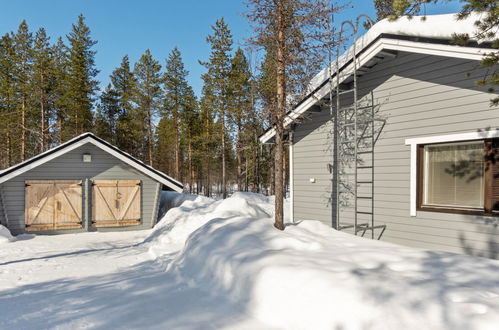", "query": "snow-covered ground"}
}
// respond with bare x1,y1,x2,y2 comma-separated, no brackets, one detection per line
1,192,499,329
